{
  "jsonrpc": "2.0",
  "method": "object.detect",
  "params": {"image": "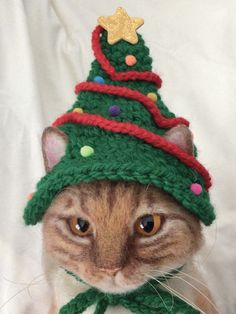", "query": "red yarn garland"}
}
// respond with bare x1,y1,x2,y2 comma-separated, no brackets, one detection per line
53,112,211,189
60,26,211,190
75,82,189,128
92,26,162,89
